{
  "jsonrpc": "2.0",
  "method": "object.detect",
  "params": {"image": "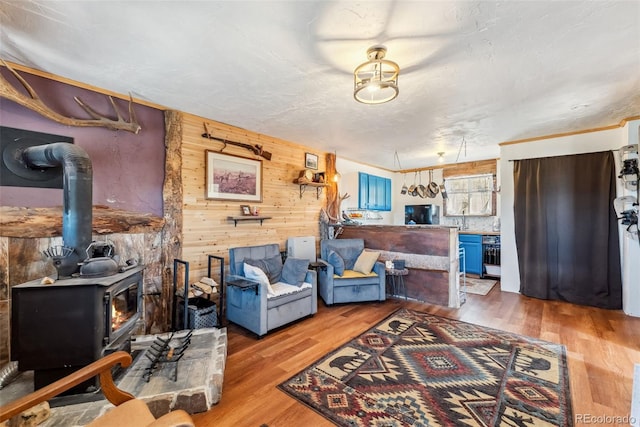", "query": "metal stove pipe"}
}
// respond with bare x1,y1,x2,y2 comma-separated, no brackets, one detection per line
23,143,93,277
